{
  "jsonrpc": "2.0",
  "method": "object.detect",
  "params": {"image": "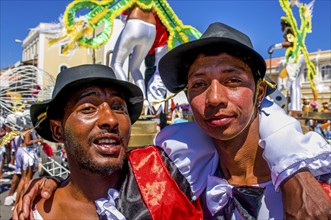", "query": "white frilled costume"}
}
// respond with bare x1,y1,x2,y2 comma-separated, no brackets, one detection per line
155,99,331,219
